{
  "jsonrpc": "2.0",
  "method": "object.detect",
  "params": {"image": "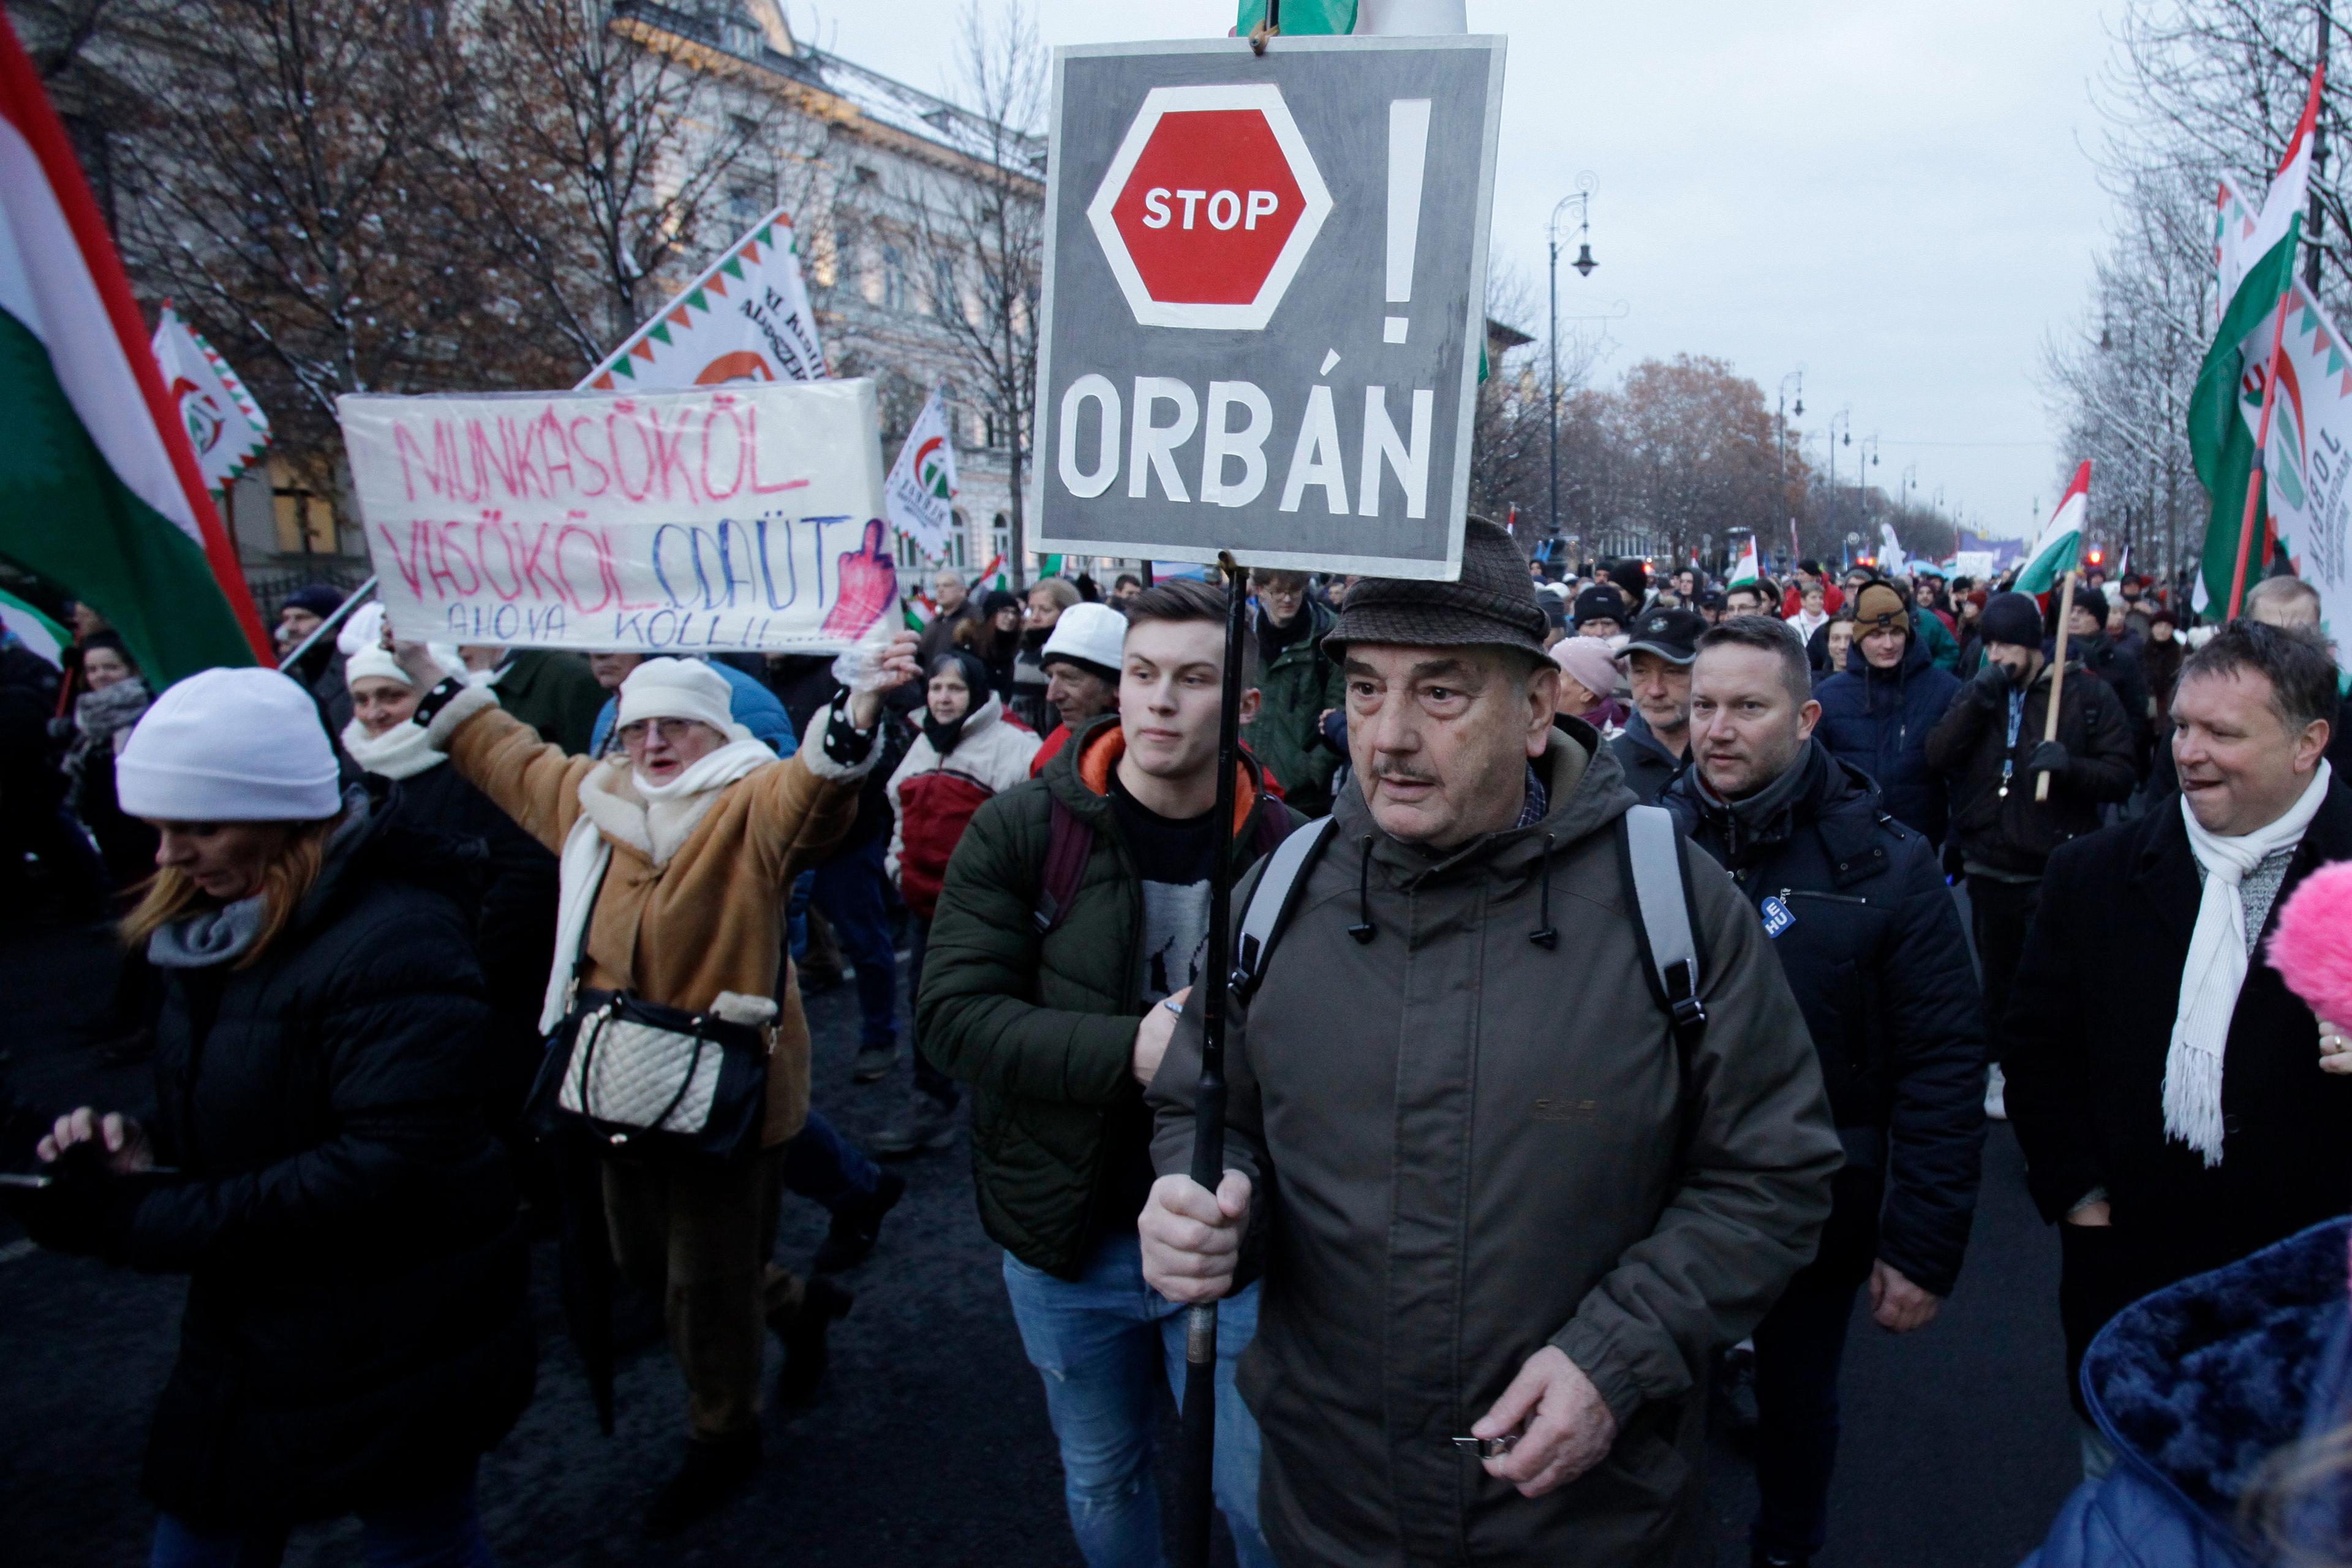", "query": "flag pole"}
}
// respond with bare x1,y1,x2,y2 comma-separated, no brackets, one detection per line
2035,568,2078,802
1173,550,1248,1568
2227,285,2295,619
